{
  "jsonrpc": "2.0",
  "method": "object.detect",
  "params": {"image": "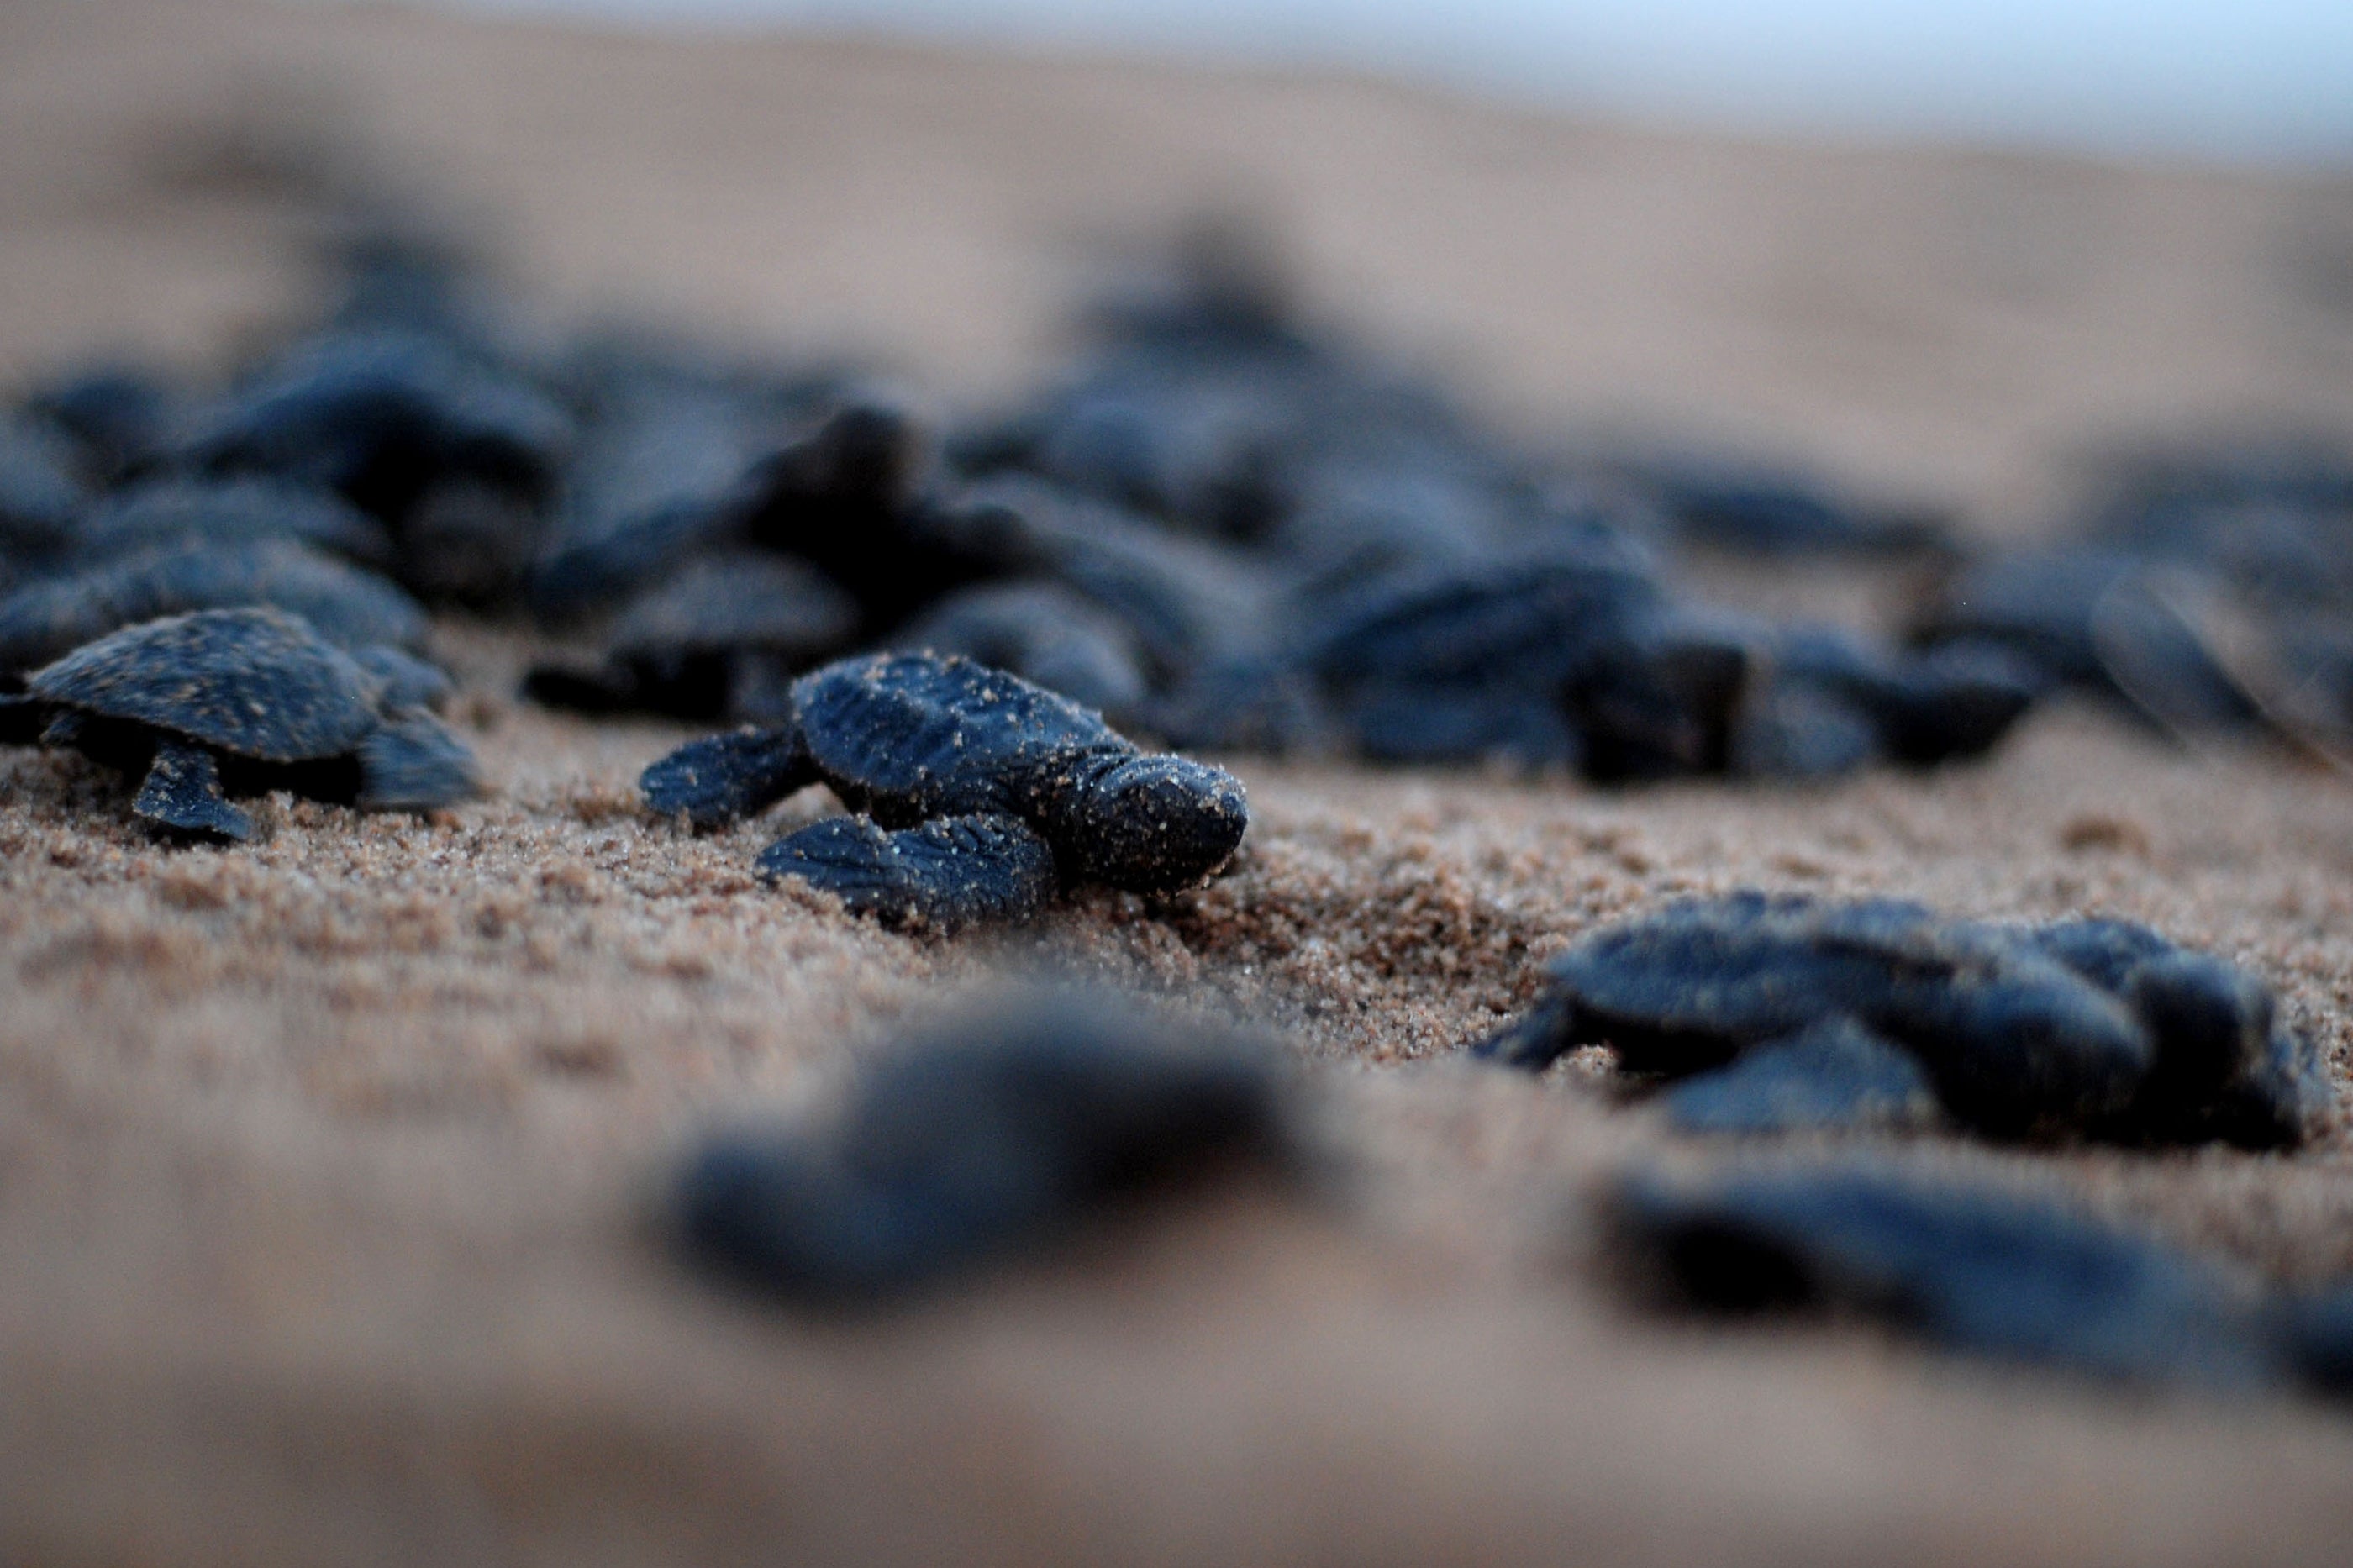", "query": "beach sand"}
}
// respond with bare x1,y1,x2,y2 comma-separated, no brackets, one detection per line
7,3,2353,1561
